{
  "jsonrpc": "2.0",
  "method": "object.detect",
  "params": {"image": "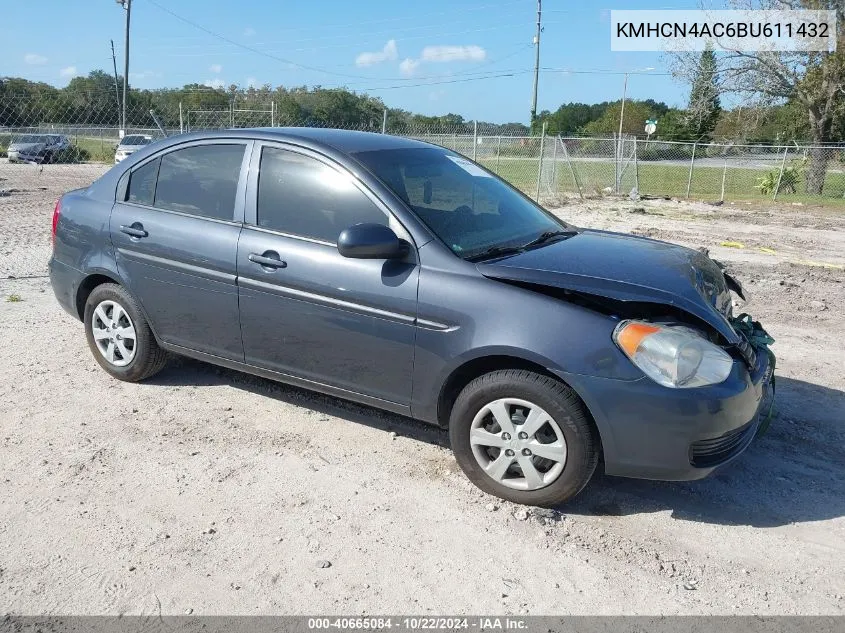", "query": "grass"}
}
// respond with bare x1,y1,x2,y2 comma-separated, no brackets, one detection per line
6,294,22,302
73,136,118,163
481,157,845,206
